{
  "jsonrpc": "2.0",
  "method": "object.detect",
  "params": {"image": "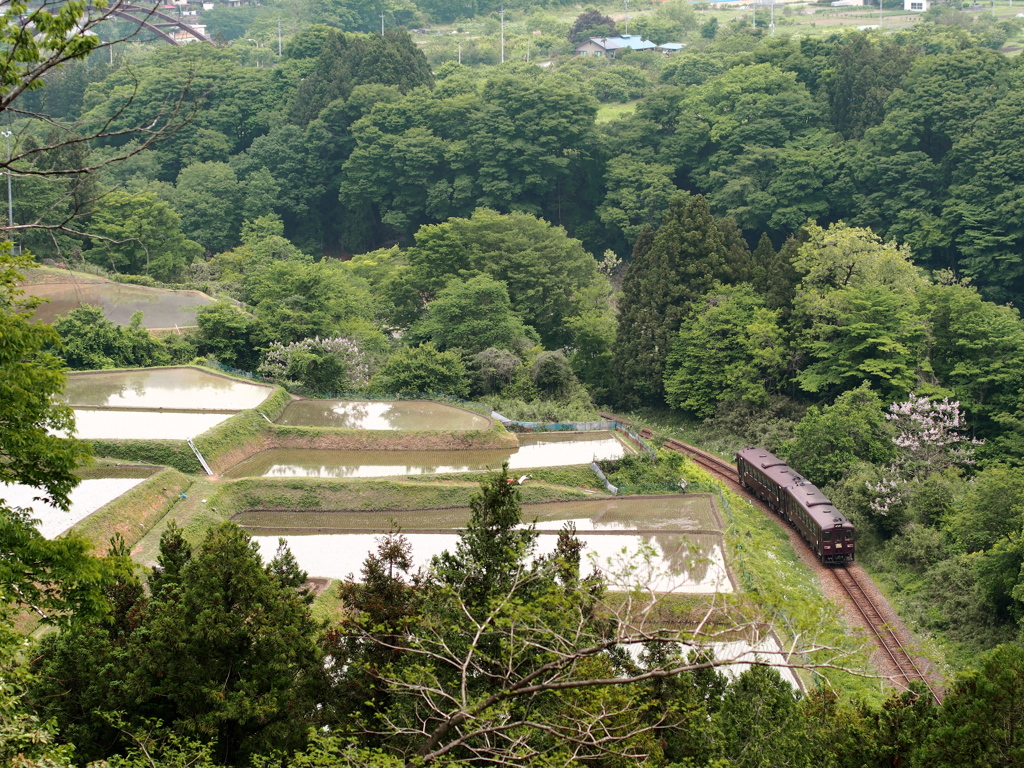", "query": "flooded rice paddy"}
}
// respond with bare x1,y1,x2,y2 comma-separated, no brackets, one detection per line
235,495,722,534
71,410,233,440
65,368,273,411
252,531,729,592
224,432,627,478
276,400,491,431
2,477,146,538
243,495,731,593
25,282,214,328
